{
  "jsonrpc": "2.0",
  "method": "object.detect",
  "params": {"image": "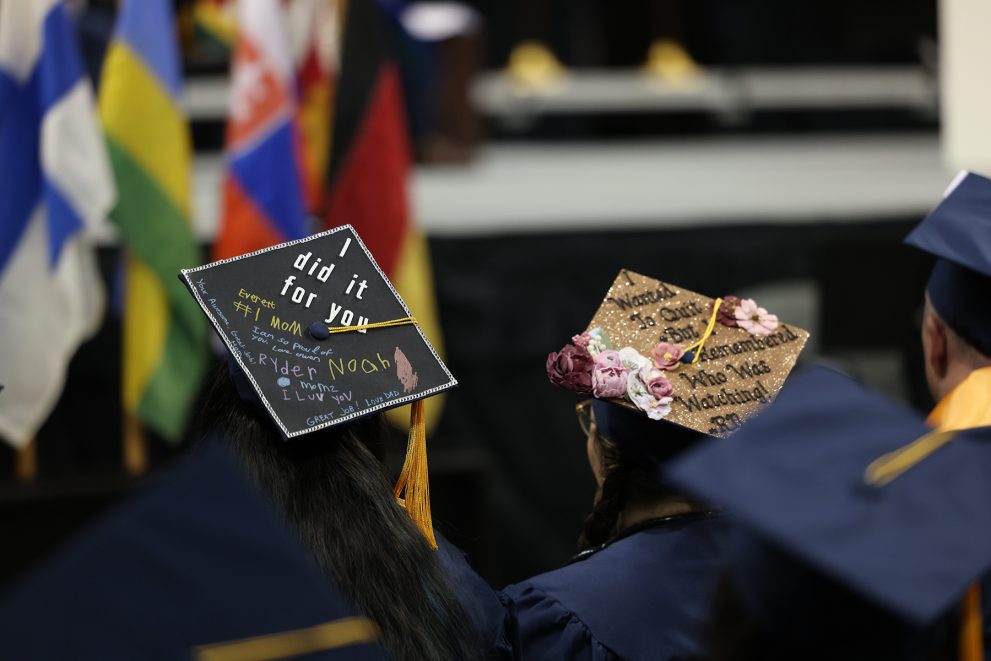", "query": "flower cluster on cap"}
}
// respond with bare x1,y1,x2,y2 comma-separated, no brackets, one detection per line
547,296,779,420
547,328,675,420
